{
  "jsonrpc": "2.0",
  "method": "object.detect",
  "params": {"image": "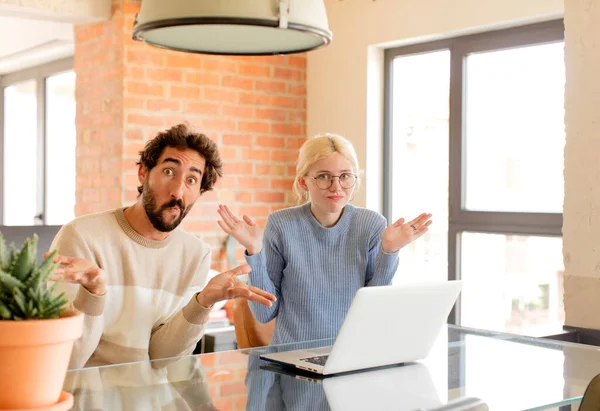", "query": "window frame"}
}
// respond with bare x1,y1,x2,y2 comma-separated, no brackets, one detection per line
383,20,565,325
0,57,74,226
